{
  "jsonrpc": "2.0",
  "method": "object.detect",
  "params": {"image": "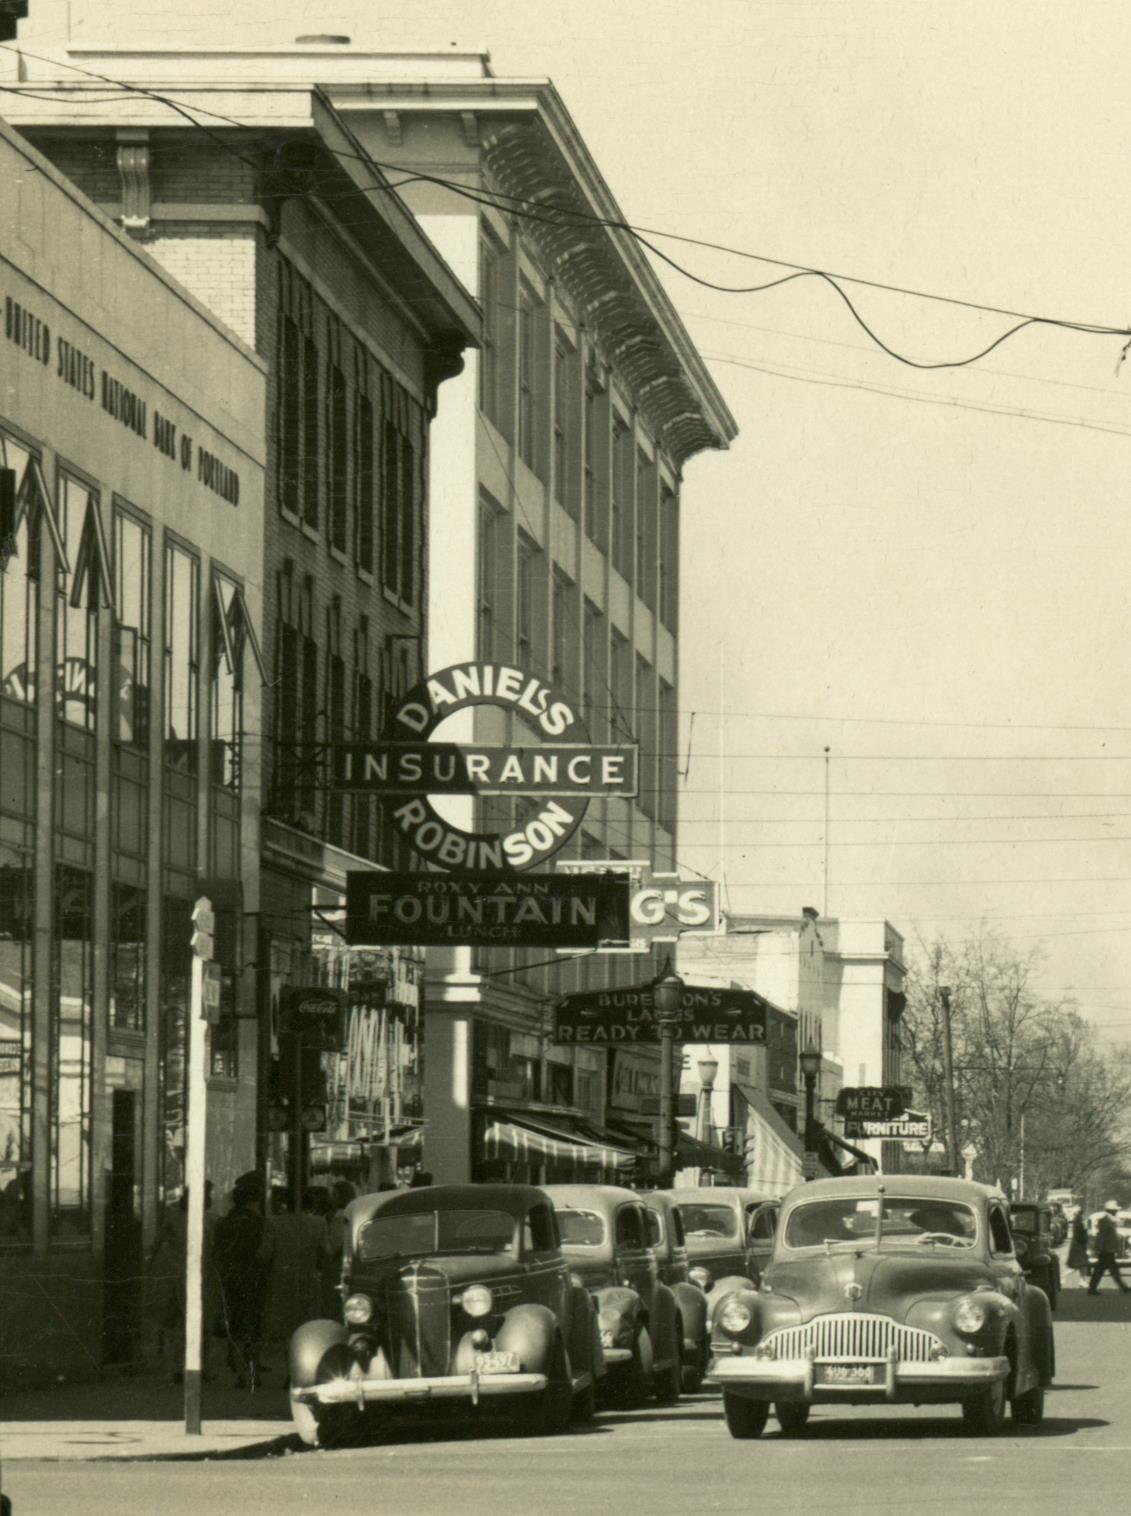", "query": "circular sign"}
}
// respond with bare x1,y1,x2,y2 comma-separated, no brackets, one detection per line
300,1103,327,1133
382,661,592,874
